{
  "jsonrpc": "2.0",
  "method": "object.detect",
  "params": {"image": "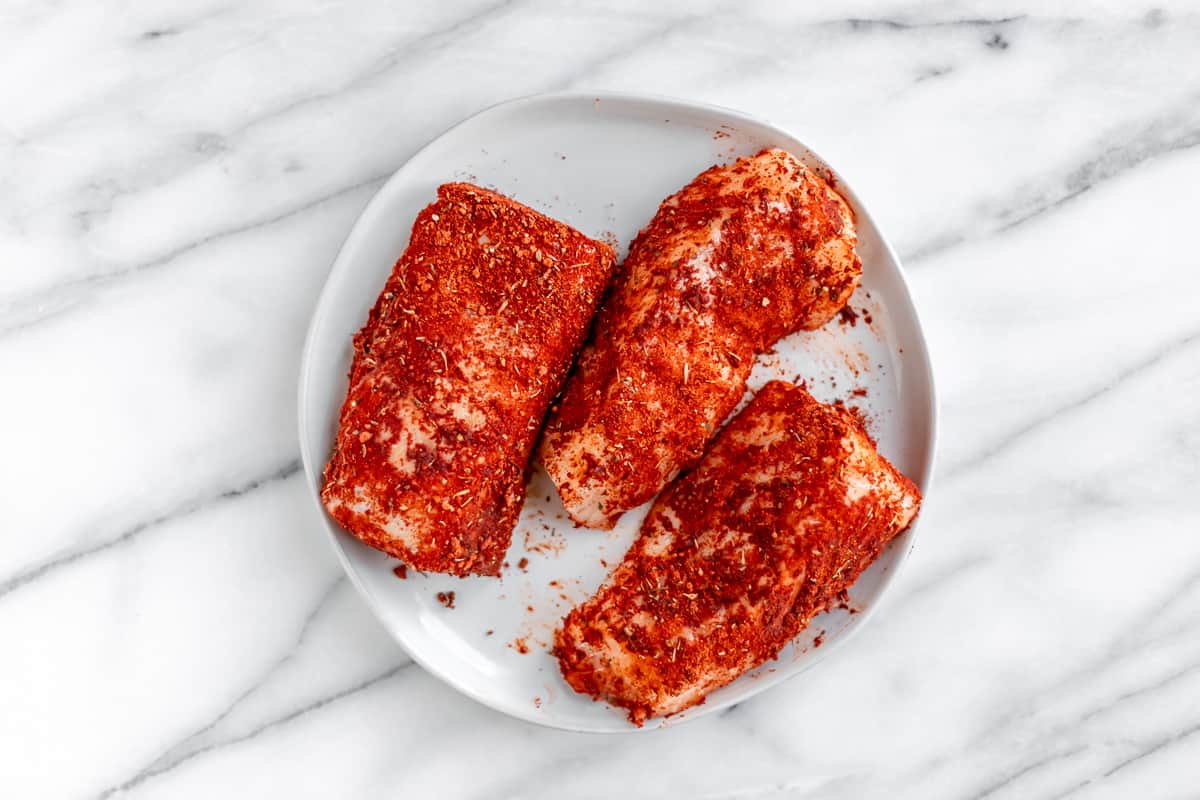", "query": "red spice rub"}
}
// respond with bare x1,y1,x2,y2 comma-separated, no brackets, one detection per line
540,148,861,529
555,381,920,725
322,183,617,576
